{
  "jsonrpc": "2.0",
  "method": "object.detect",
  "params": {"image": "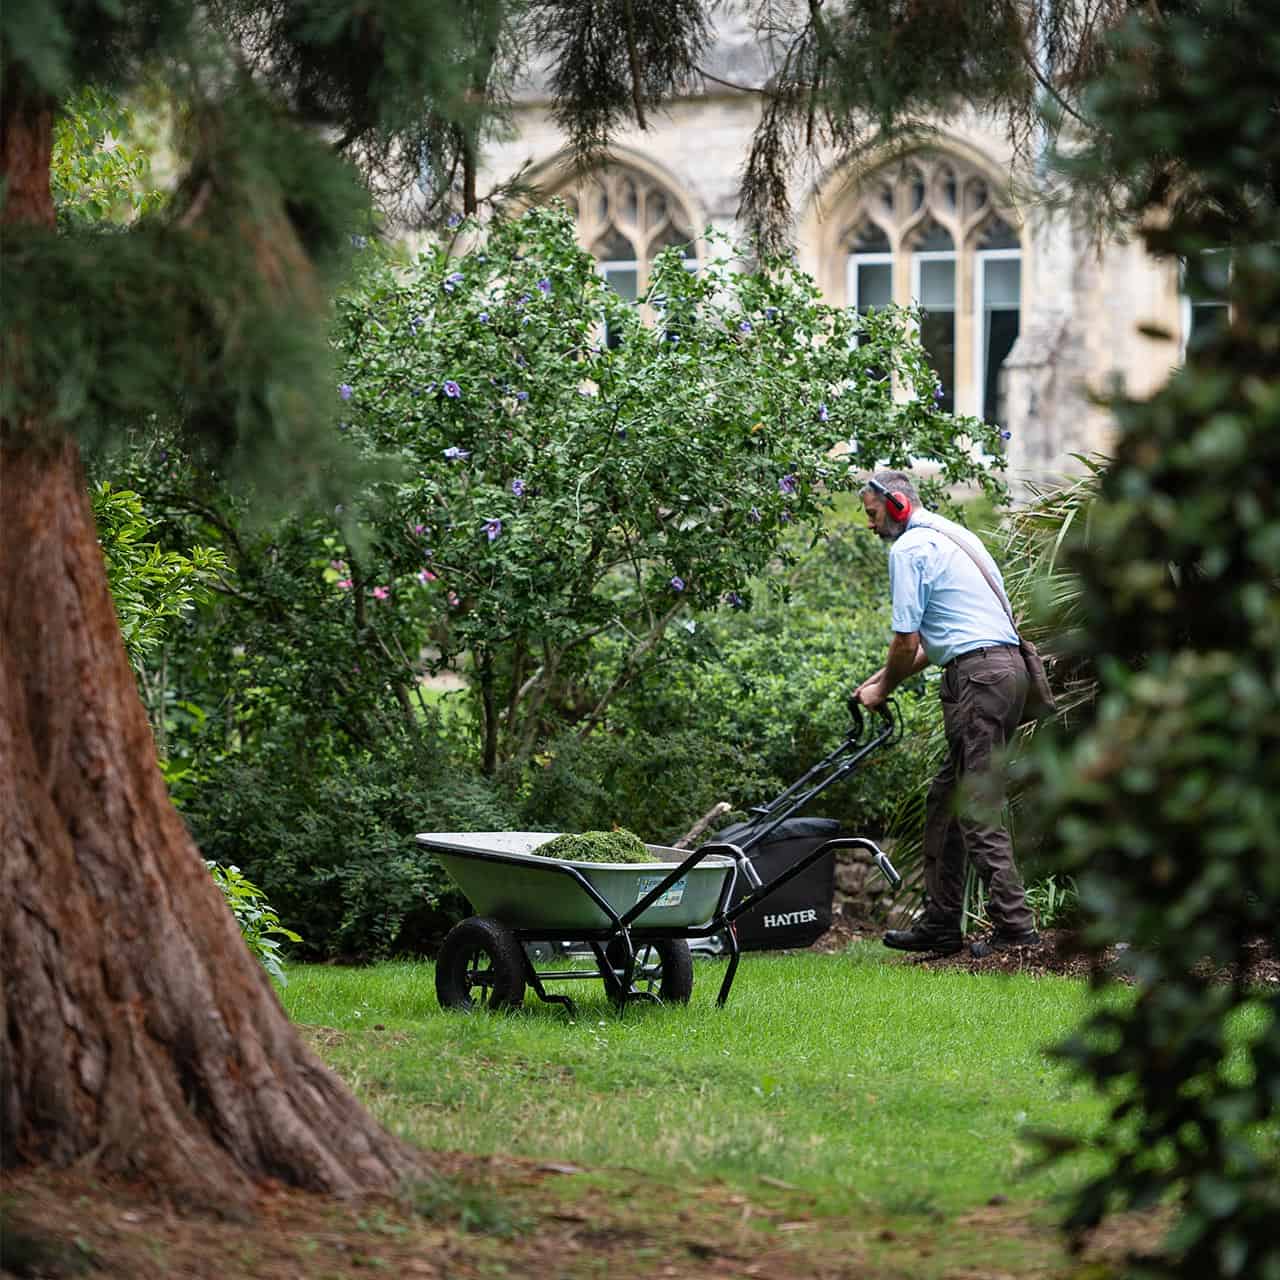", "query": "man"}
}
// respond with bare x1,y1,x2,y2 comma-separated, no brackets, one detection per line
854,469,1040,958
